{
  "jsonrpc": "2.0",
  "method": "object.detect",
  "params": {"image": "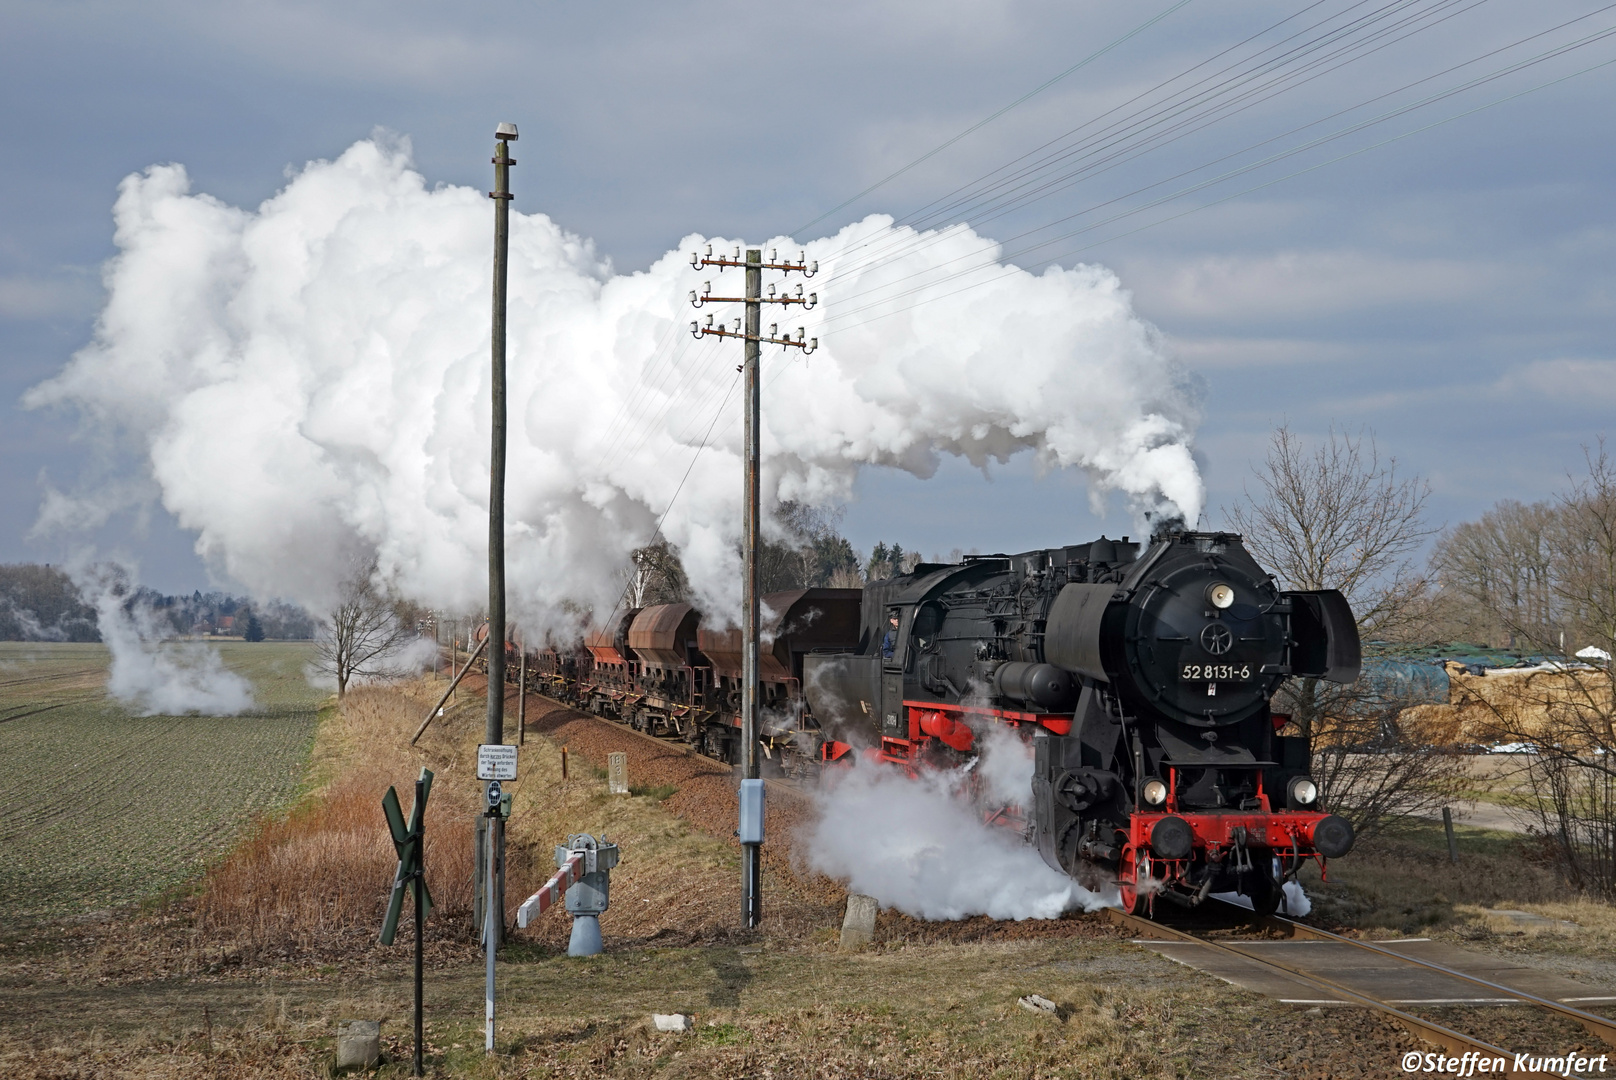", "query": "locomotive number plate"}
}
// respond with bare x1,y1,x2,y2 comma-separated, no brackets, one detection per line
1179,663,1253,682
